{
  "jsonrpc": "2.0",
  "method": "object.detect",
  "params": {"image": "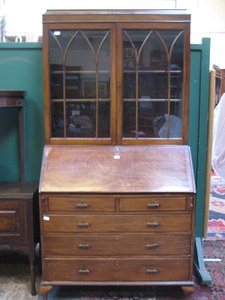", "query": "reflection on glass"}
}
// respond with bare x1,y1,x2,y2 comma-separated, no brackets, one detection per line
138,102,154,137
49,29,111,139
66,102,96,137
122,29,184,139
138,73,168,99
123,102,136,137
50,73,63,99
123,73,136,99
98,102,110,137
52,102,64,137
66,72,80,99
